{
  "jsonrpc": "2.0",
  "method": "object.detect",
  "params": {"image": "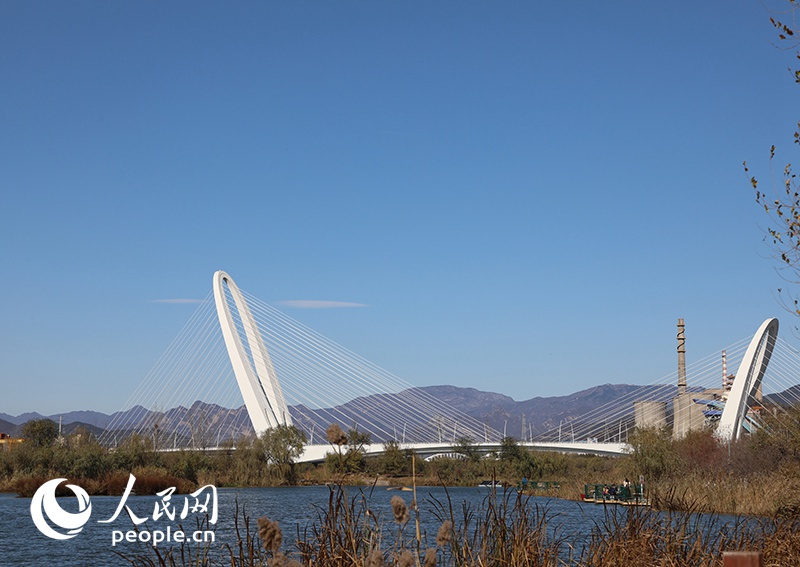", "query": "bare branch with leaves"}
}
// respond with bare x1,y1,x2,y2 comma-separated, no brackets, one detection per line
749,1,800,327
